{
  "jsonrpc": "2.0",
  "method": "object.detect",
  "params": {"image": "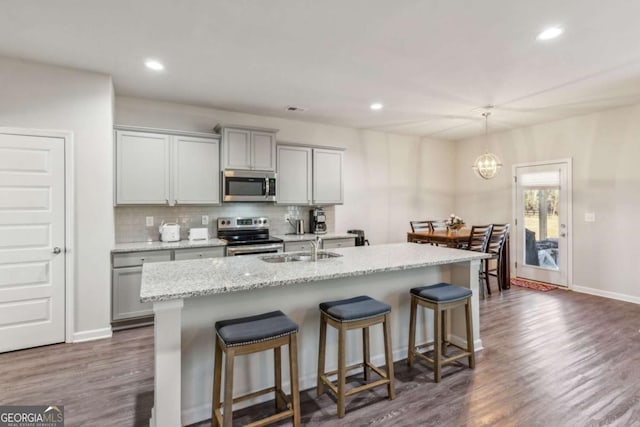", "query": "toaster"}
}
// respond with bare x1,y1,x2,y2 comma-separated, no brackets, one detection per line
188,227,209,241
159,223,181,242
